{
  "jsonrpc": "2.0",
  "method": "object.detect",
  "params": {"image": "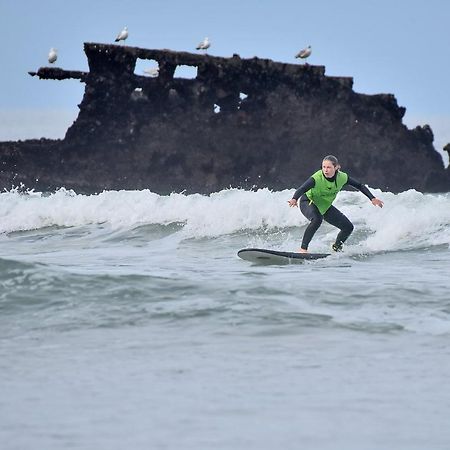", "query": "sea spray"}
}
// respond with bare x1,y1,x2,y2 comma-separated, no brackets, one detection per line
1,188,450,253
